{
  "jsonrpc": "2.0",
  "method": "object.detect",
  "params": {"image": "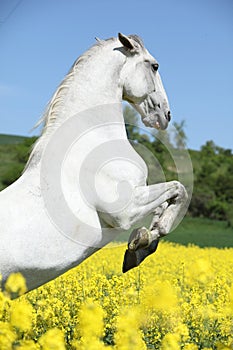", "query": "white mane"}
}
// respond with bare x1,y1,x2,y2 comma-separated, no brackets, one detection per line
36,39,116,134
27,38,117,168
34,35,144,135
26,35,146,169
